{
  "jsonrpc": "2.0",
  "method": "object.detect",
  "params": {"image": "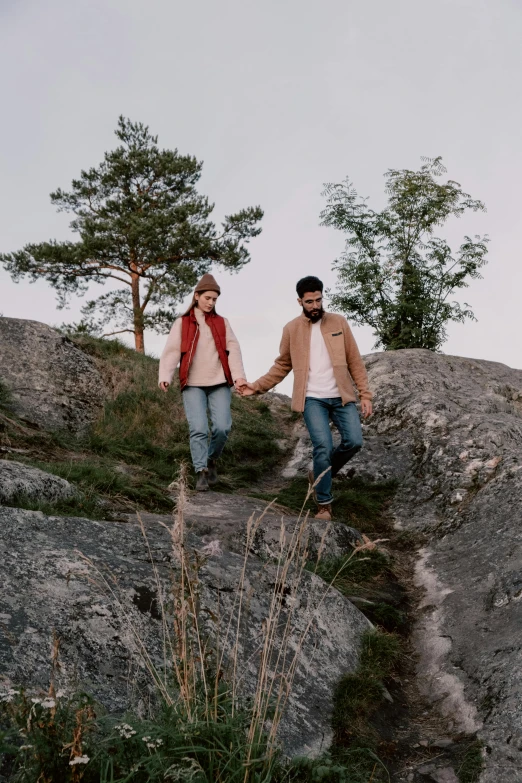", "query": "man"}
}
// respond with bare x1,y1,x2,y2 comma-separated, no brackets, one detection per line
240,276,372,521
